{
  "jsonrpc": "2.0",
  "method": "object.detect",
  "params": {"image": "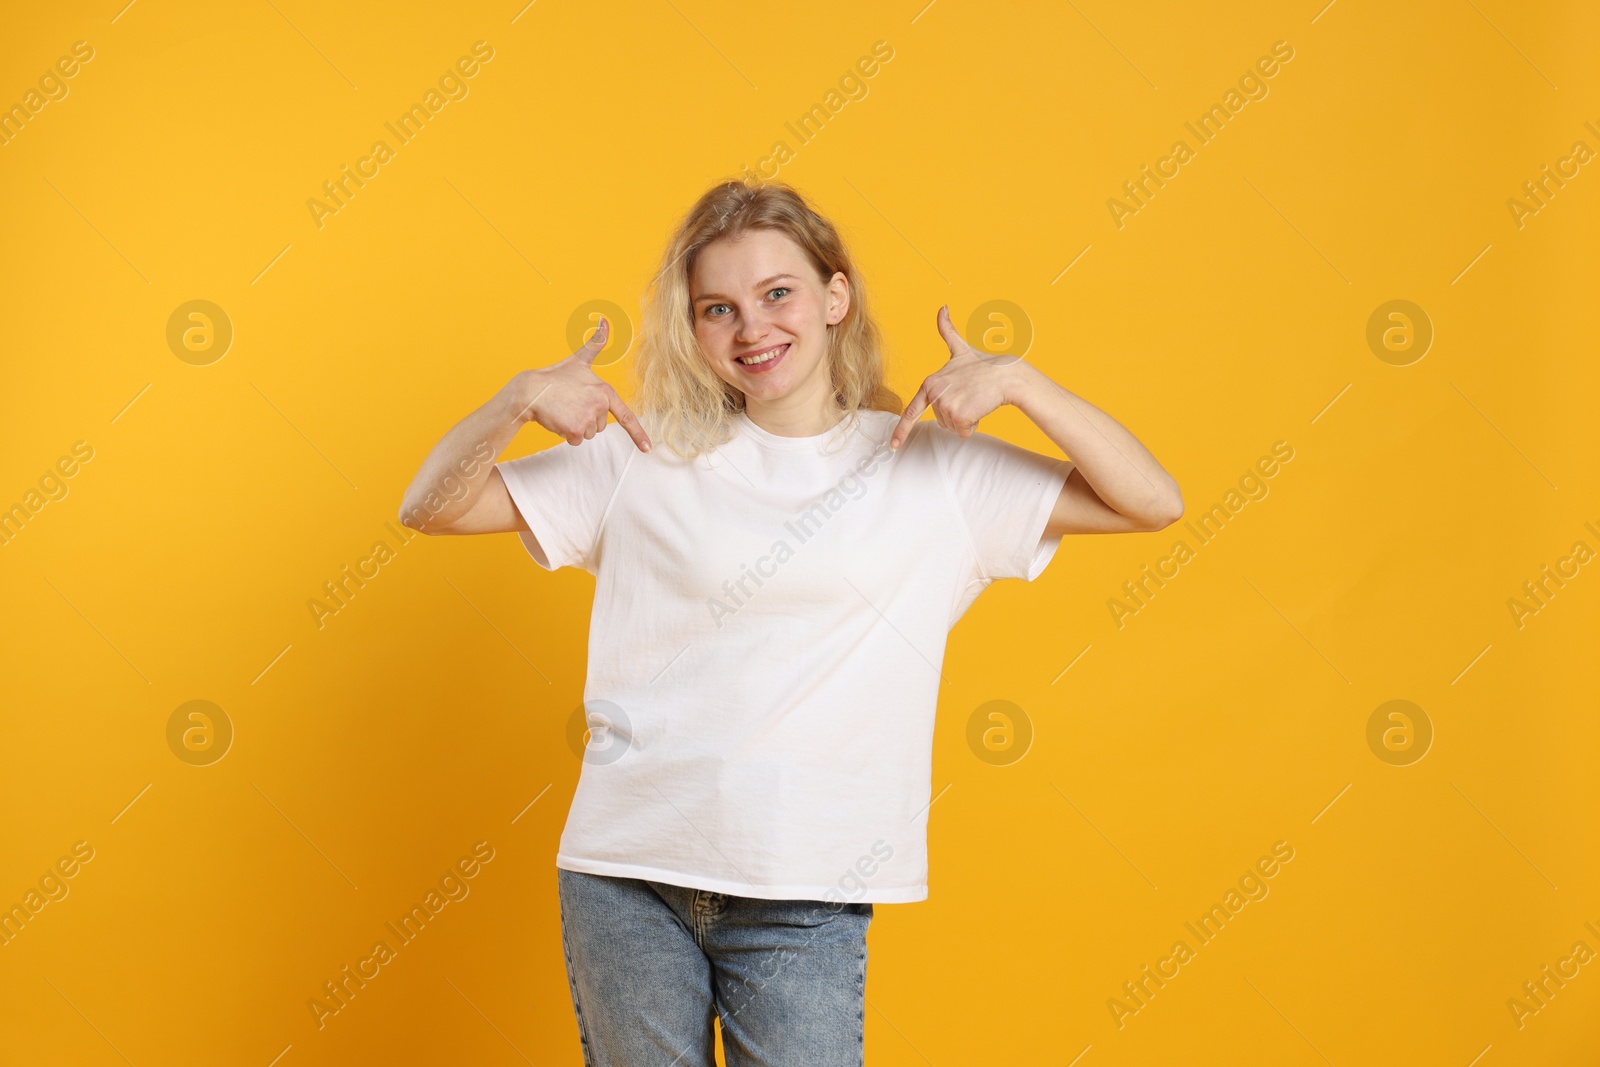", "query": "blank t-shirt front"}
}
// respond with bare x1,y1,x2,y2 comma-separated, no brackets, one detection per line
495,407,1074,904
